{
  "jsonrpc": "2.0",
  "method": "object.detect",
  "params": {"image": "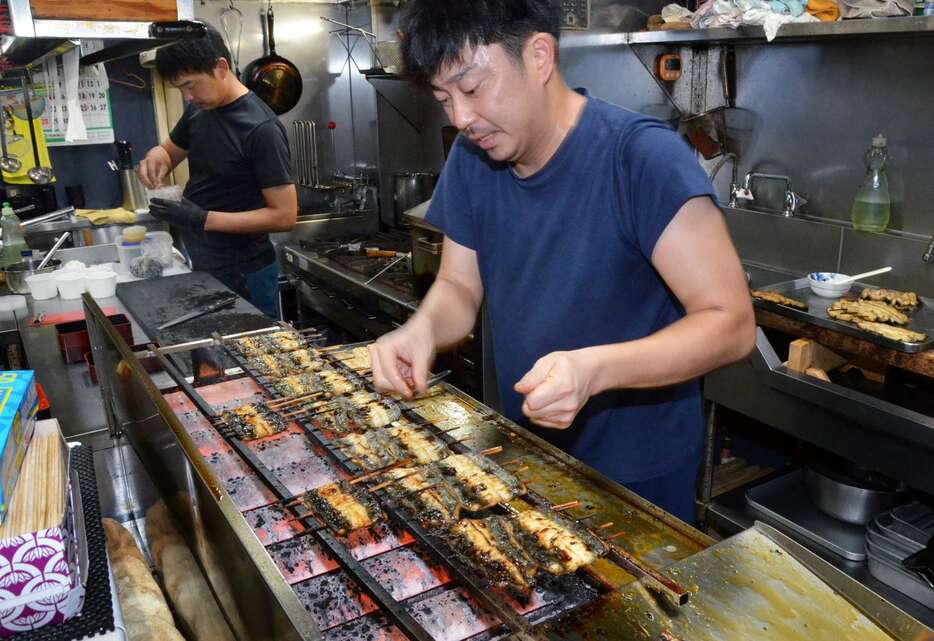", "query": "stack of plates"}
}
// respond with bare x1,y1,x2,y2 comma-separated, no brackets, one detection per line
866,502,934,608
